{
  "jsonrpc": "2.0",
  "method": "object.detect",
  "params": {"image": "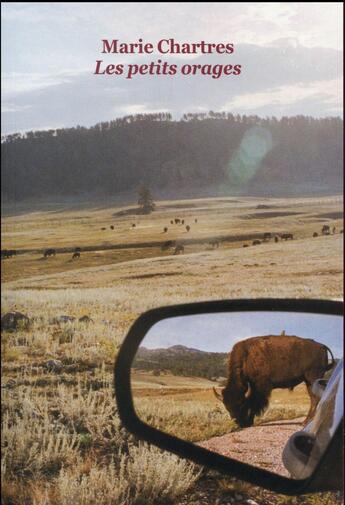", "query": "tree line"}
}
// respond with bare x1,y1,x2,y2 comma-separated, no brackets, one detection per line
1,113,342,201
